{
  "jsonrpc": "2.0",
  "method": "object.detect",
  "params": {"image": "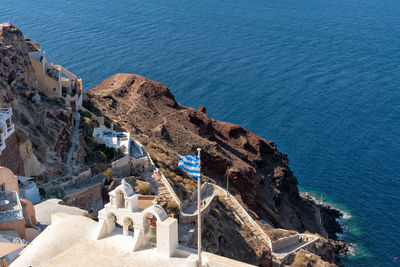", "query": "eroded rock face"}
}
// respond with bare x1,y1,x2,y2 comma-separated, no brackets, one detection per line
19,140,46,176
87,73,327,236
0,23,74,176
